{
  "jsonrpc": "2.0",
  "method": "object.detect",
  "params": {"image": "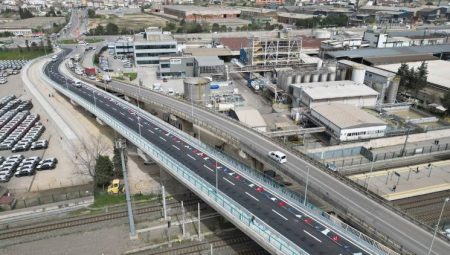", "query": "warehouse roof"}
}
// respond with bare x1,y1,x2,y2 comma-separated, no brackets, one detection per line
183,47,233,57
376,60,450,90
292,81,379,100
326,44,450,59
194,56,224,67
312,104,386,129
